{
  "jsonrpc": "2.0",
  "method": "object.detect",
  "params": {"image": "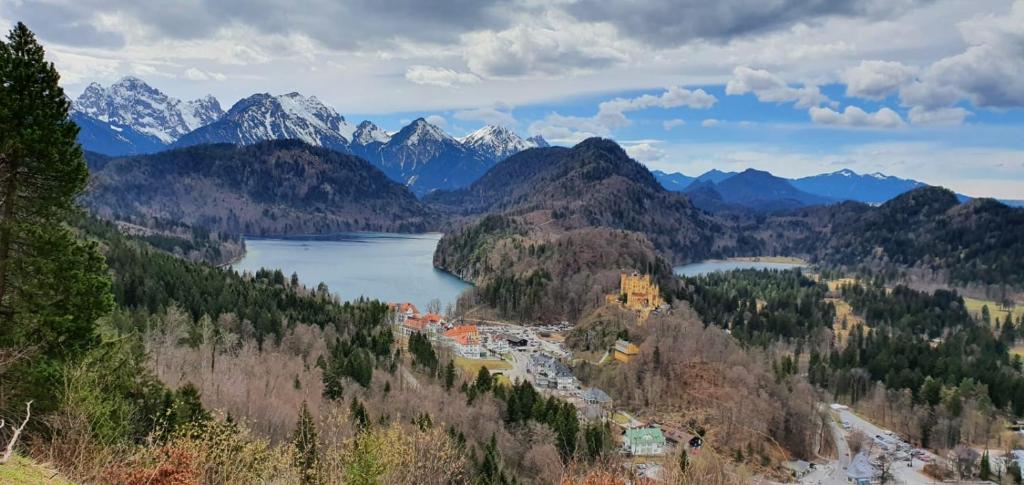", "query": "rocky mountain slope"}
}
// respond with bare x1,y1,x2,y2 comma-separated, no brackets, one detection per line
172,92,355,152
71,77,223,154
